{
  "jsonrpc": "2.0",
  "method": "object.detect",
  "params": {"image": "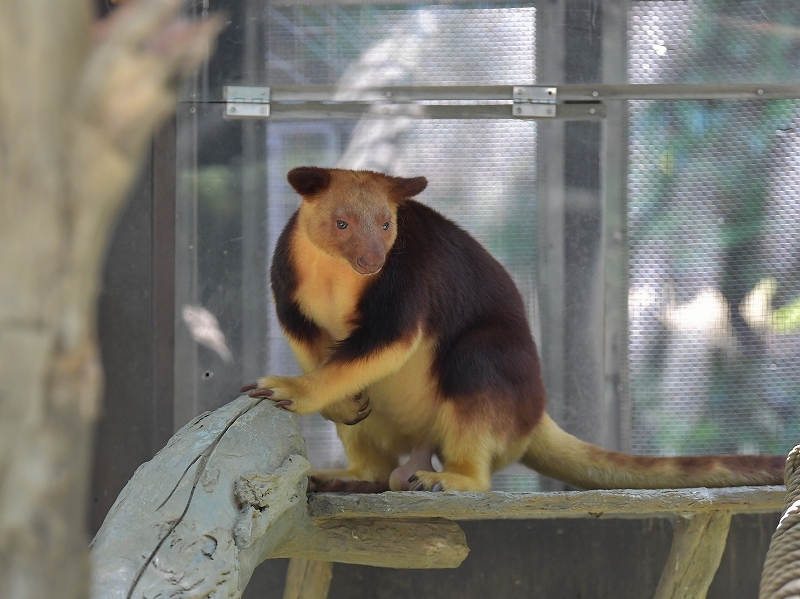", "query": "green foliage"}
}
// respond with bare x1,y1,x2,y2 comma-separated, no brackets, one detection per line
630,0,800,456
773,296,800,332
